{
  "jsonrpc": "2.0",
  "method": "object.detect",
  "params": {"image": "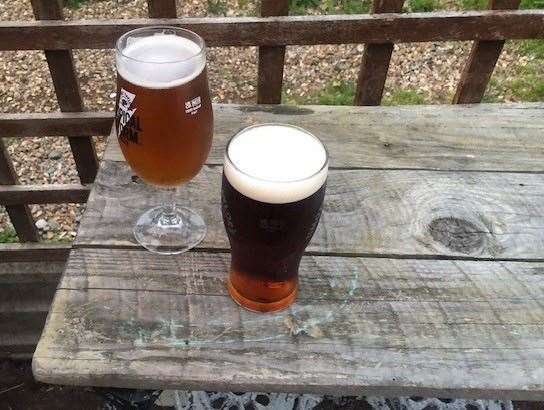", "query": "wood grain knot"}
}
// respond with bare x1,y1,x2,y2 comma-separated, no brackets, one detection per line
428,217,485,254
